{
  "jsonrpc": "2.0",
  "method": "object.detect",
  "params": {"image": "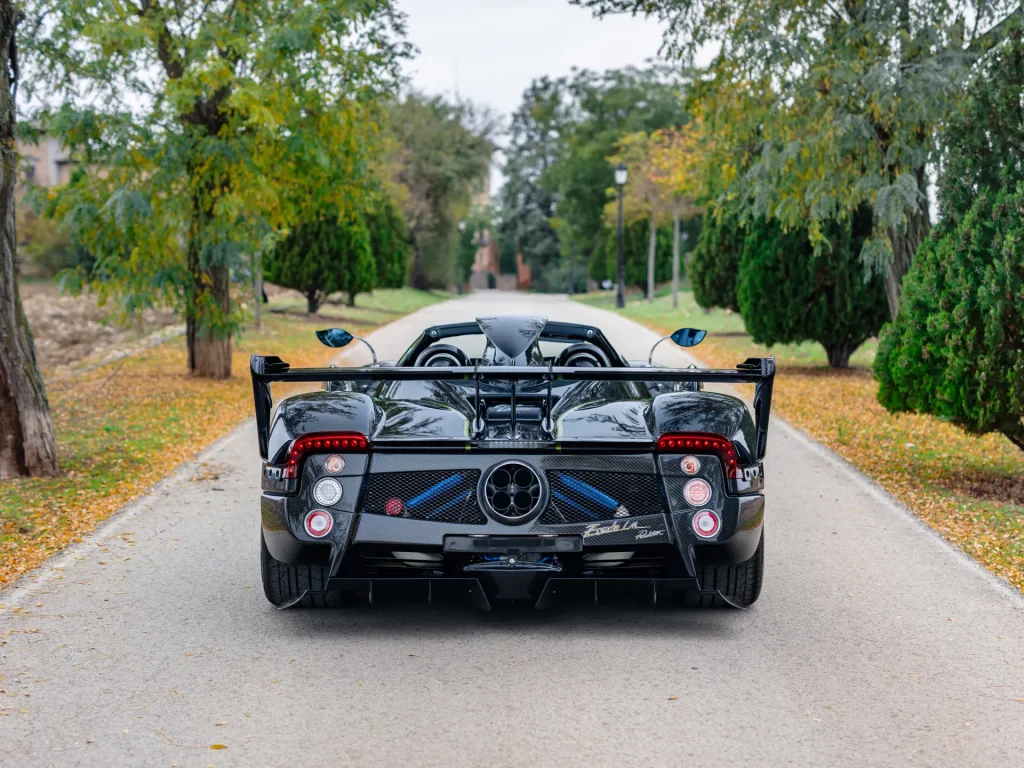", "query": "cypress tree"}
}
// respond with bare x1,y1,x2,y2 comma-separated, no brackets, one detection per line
875,33,1024,450
737,212,888,368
